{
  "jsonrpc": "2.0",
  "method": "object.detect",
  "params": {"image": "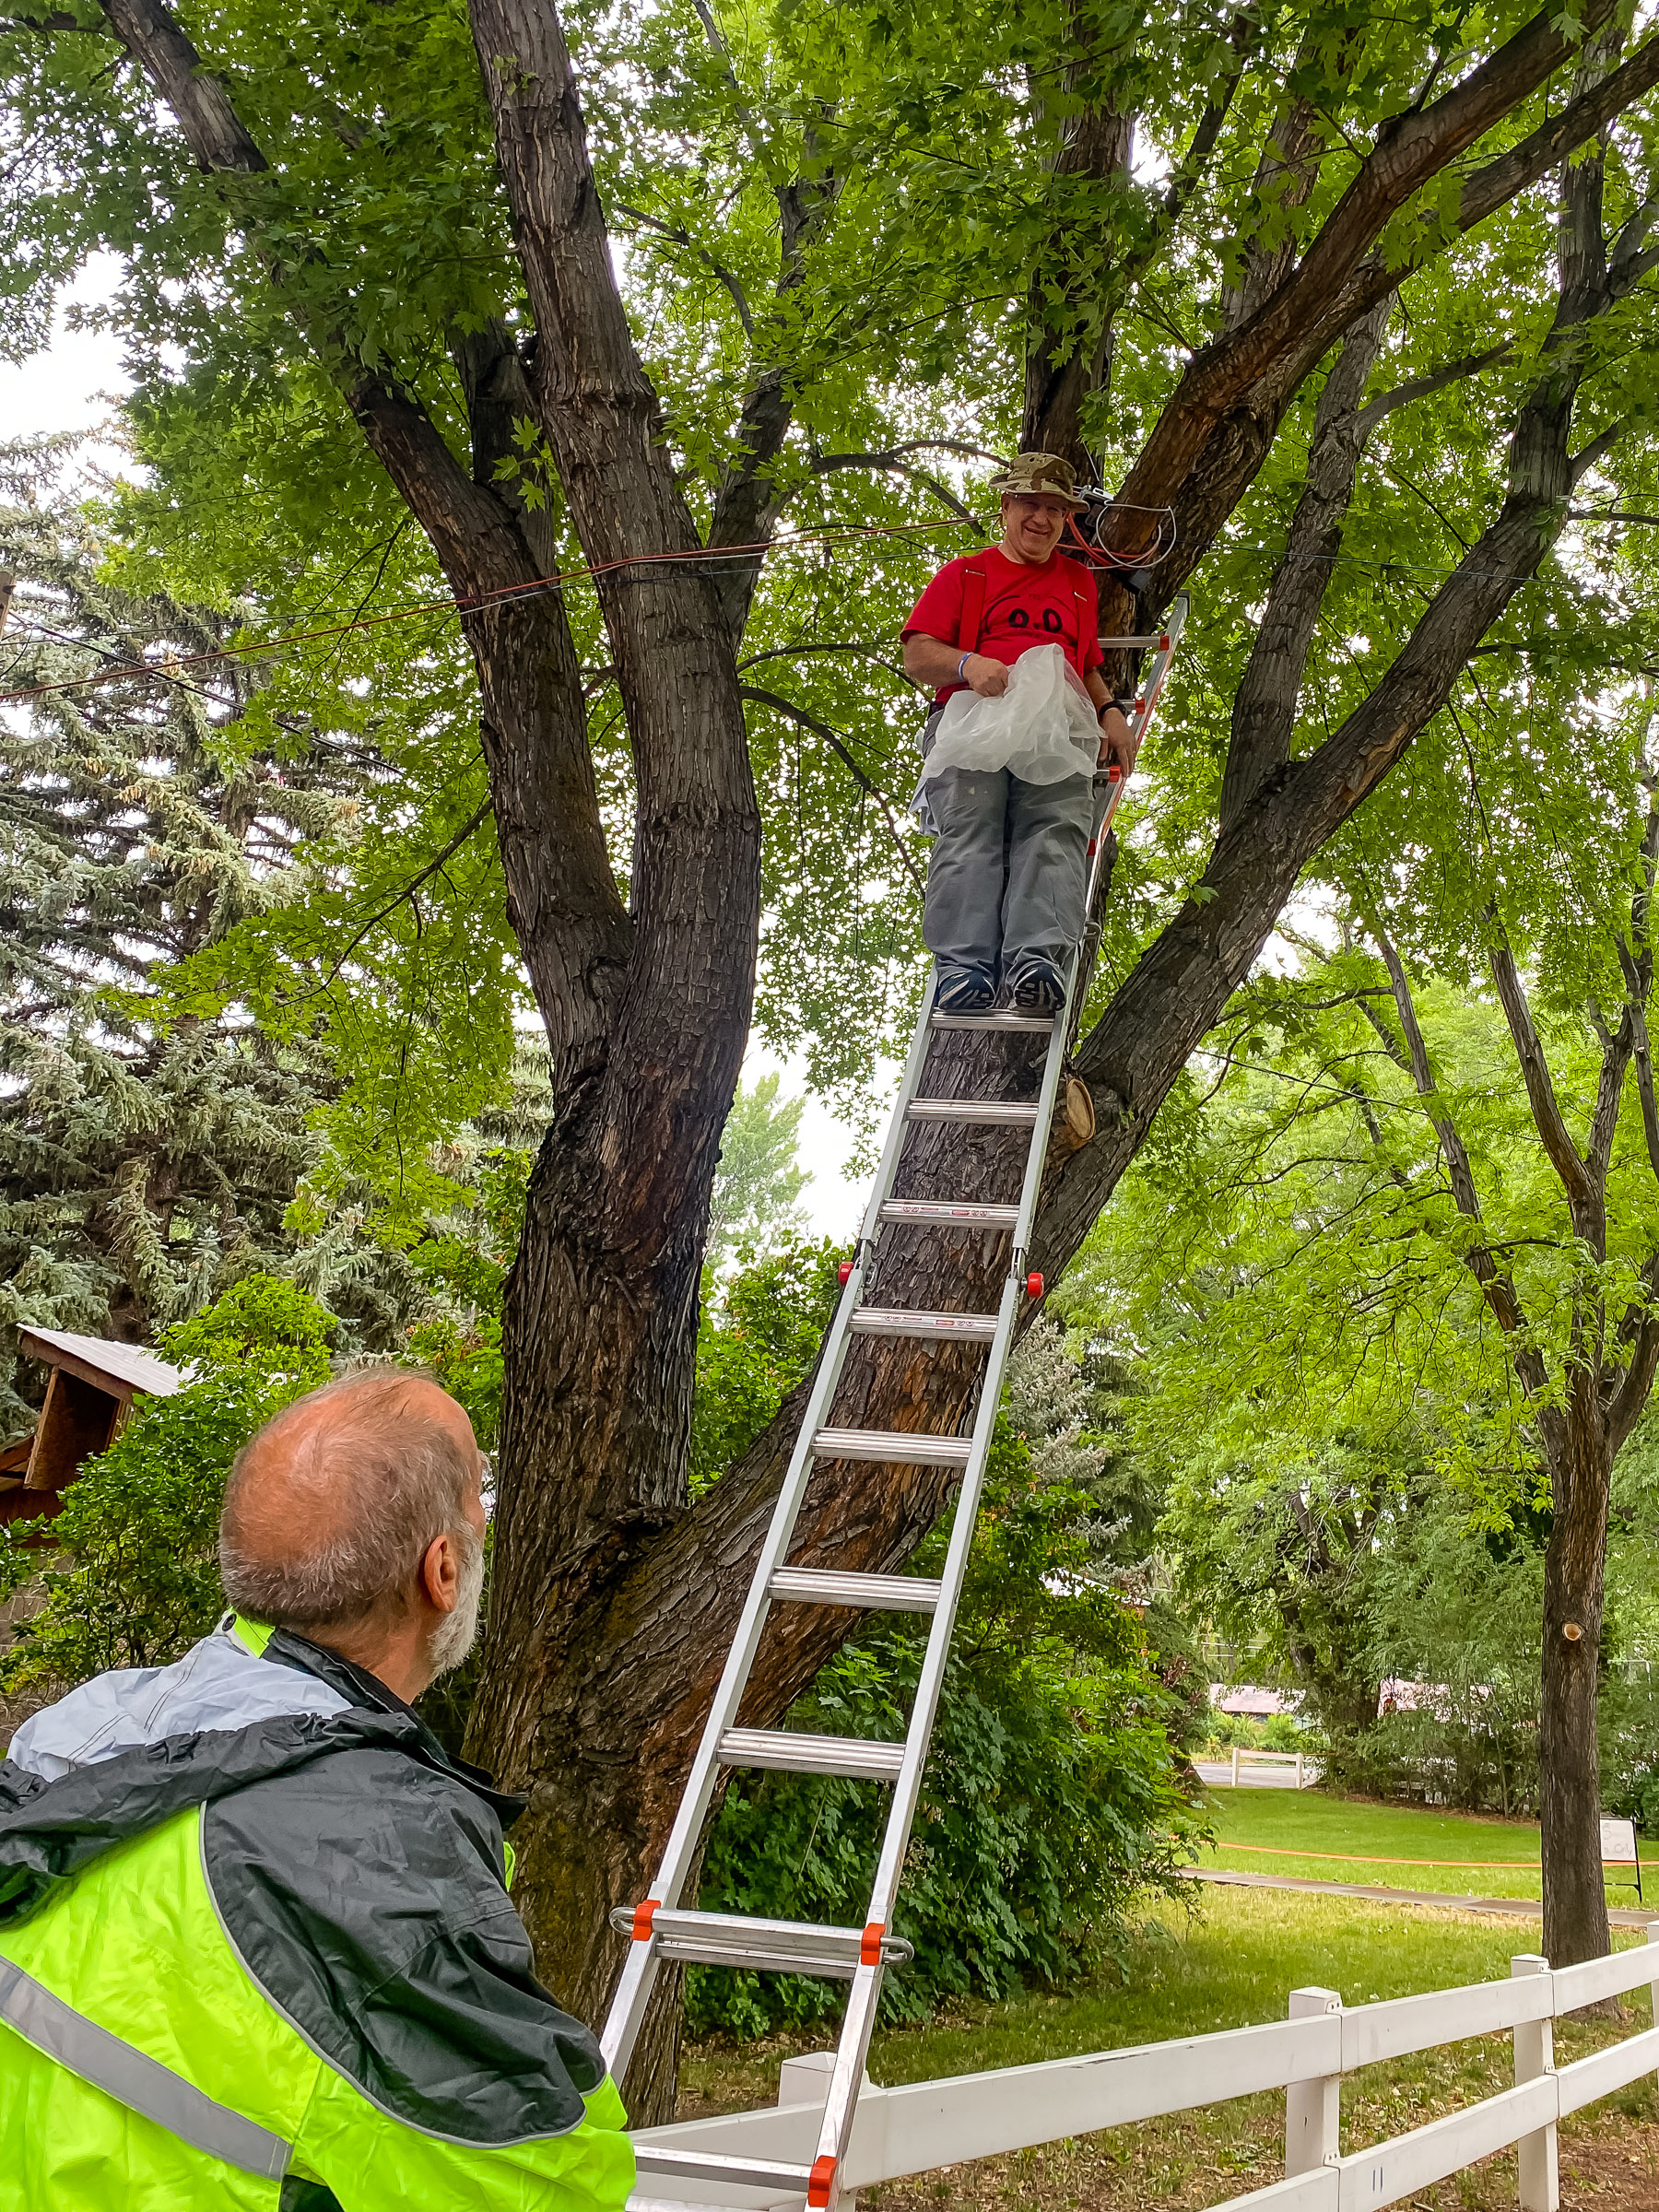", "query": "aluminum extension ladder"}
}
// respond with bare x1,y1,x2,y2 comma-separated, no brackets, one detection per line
606,594,1188,2212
